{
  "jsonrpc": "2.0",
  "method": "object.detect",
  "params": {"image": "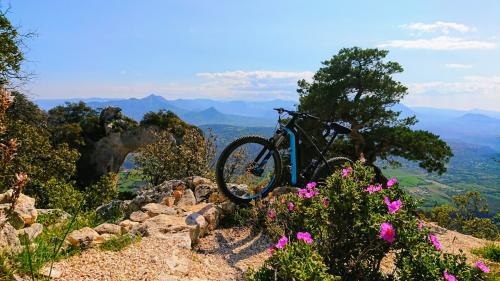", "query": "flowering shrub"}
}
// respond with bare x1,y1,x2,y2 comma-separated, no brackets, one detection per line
251,162,490,280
